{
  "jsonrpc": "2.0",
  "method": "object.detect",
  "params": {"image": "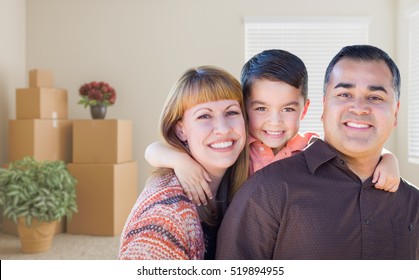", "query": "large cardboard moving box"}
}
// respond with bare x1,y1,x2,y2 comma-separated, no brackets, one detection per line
16,88,68,119
8,119,73,163
73,120,132,164
67,161,138,236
